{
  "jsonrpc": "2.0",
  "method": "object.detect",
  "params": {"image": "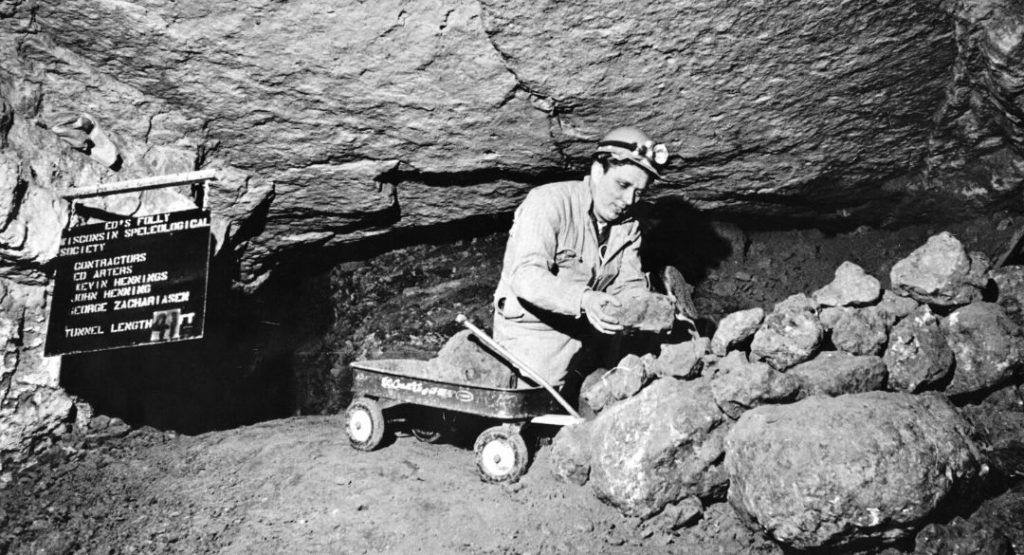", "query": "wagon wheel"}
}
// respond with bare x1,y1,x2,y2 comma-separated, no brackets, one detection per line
345,397,385,451
474,425,529,483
